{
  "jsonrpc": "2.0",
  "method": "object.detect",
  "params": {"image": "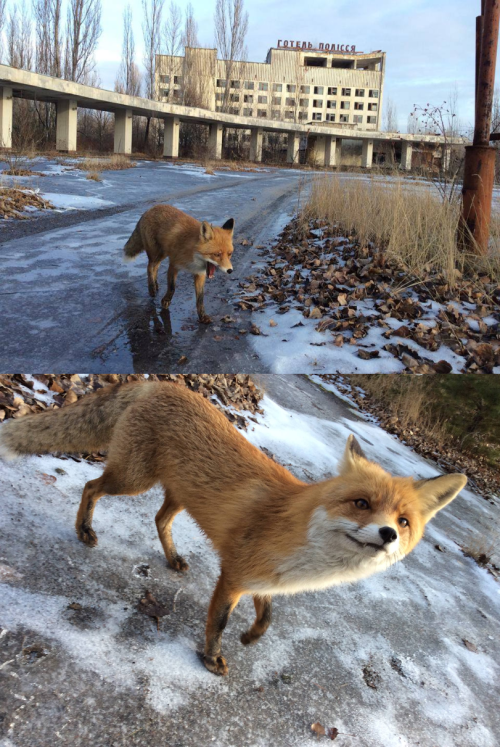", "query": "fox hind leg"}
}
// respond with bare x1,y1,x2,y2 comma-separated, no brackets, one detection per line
160,264,178,310
240,595,272,645
203,571,241,676
75,473,114,547
155,488,188,571
147,260,161,297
